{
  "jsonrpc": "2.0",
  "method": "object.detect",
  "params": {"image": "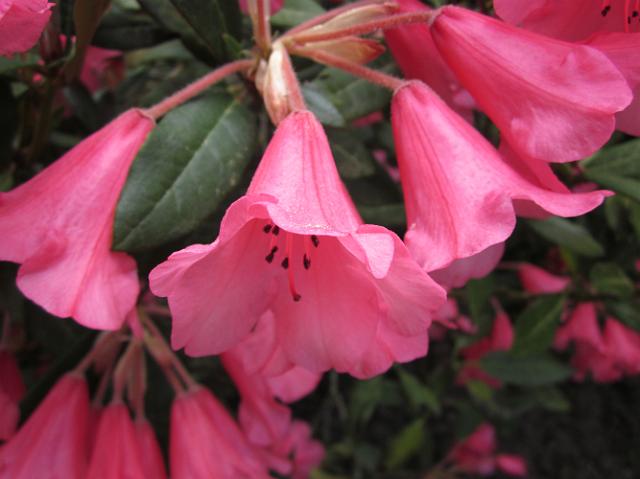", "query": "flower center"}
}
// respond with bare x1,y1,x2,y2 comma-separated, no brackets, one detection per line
262,222,320,302
600,0,640,31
